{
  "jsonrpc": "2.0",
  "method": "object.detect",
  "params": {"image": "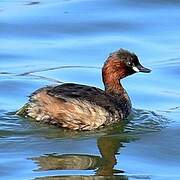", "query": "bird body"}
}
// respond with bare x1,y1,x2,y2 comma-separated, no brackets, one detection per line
17,49,151,130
